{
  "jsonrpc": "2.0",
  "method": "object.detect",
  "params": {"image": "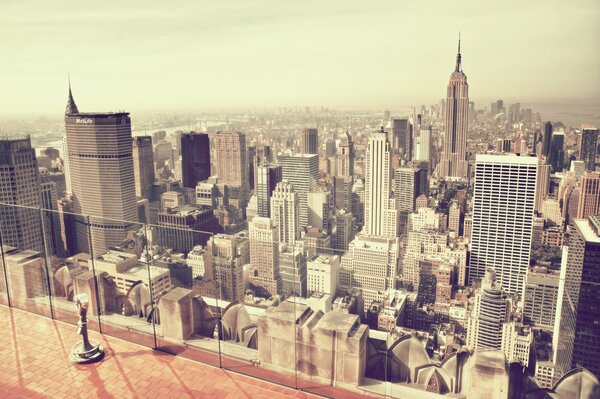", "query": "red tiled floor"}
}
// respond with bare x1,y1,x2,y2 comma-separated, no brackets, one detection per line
0,306,324,399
